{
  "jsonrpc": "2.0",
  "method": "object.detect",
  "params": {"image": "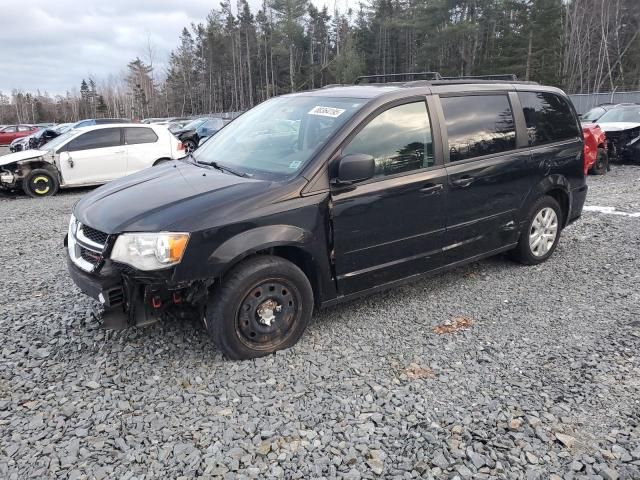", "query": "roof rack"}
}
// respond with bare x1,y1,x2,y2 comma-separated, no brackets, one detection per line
354,72,443,84
440,74,518,81
353,72,525,86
